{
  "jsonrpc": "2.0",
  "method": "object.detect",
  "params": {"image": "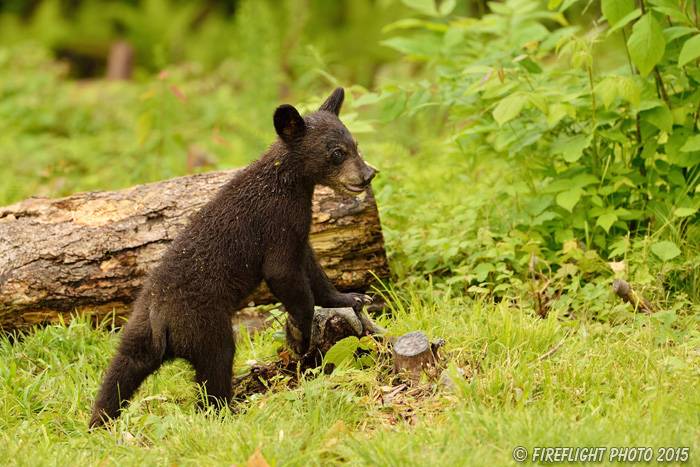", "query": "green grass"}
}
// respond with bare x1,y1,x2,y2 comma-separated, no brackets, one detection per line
3,291,700,466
